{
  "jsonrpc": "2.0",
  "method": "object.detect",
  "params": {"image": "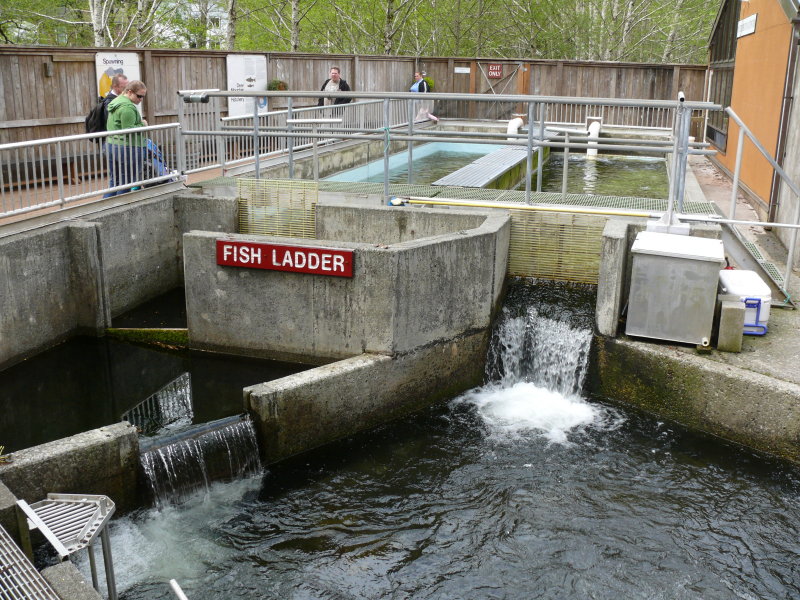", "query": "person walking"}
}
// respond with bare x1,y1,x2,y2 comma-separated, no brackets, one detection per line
318,67,352,106
411,71,438,123
105,80,148,197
